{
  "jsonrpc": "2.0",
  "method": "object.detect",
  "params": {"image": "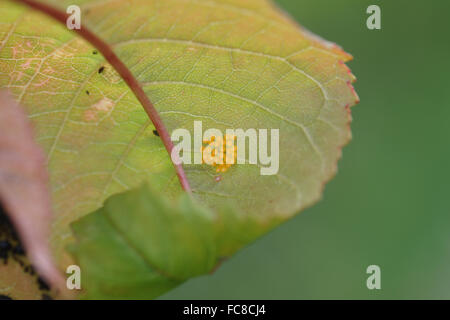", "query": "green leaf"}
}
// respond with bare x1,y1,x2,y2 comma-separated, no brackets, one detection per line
0,0,358,299
69,183,271,299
